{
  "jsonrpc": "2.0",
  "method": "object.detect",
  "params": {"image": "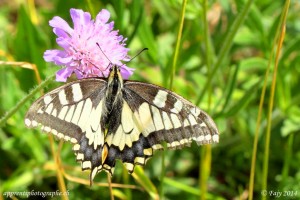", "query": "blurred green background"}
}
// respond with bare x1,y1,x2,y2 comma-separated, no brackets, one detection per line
0,0,299,199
